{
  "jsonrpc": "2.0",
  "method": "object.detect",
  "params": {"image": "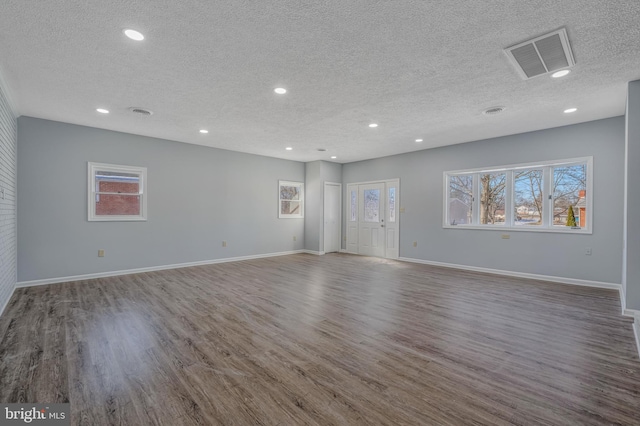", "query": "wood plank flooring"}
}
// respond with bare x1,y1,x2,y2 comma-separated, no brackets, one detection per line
1,253,639,425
